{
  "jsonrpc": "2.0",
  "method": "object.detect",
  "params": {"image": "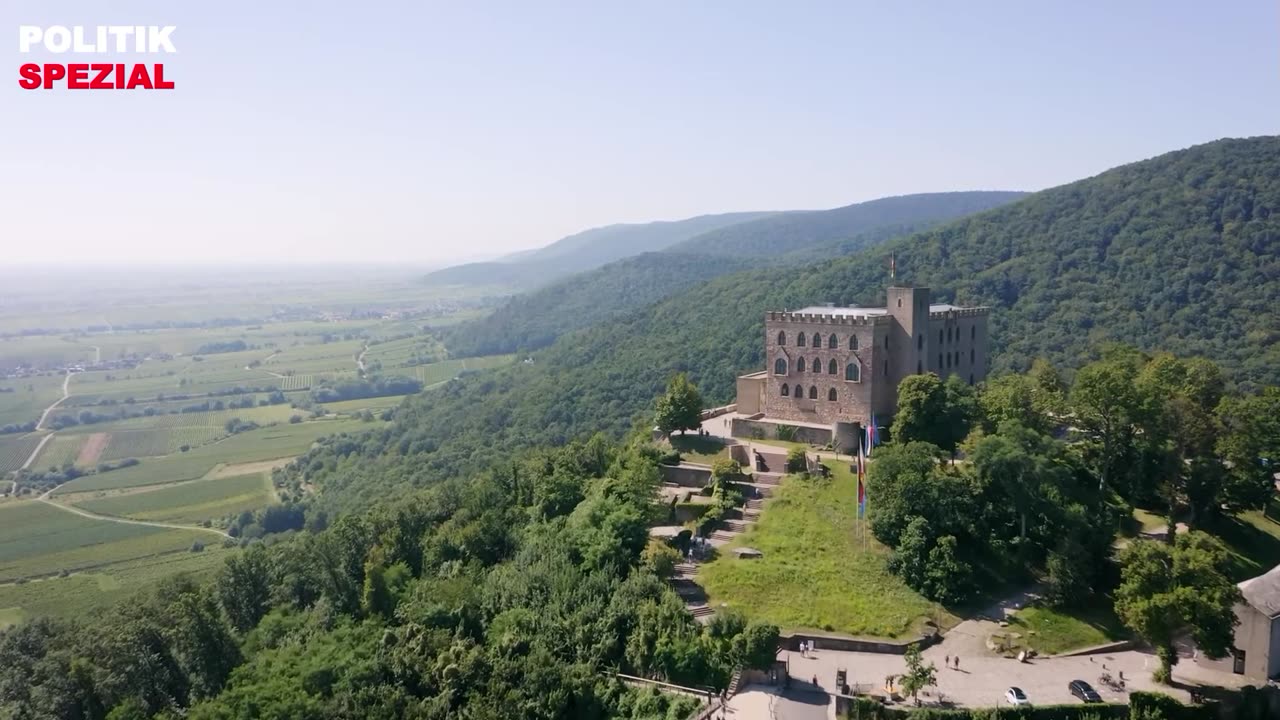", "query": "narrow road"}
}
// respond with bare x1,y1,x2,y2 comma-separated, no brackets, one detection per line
35,496,231,538
14,370,75,482
356,342,369,376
